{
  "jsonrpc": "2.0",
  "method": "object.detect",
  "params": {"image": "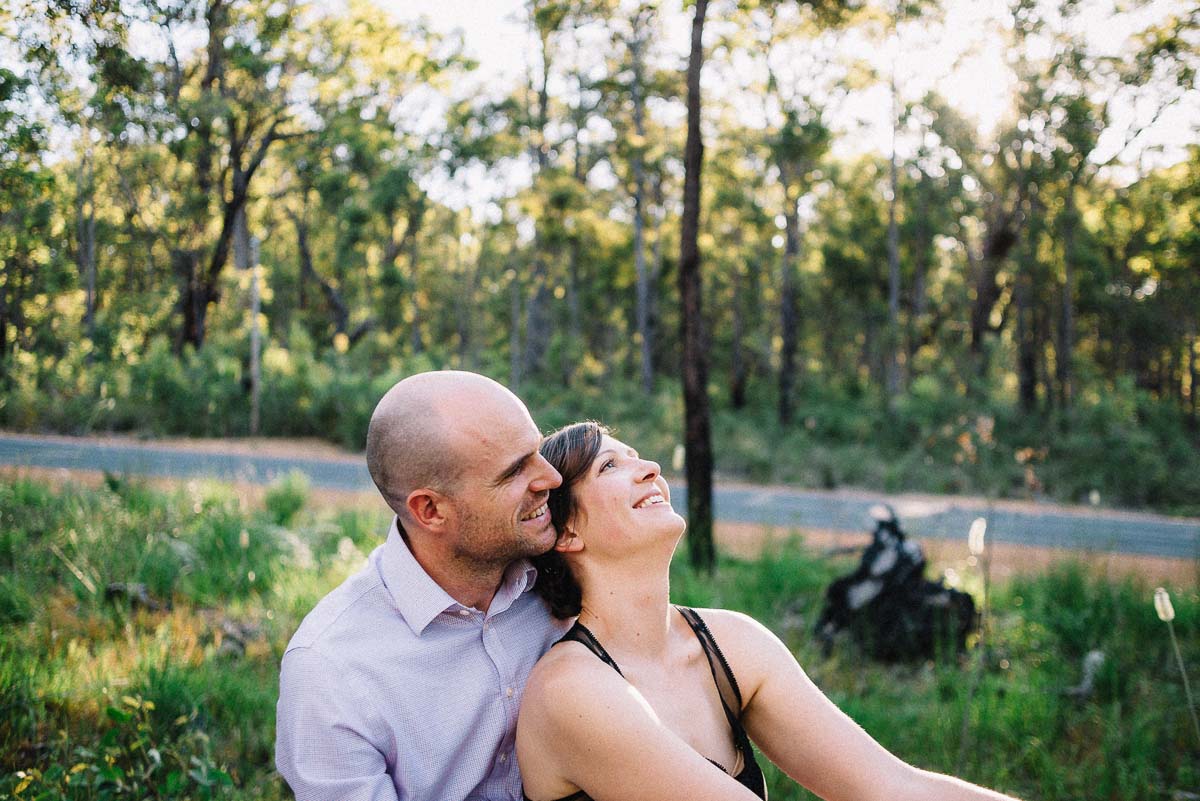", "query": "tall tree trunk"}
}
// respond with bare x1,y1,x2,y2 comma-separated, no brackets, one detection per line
968,202,1020,378
0,262,9,381
563,126,585,387
777,173,801,426
863,313,880,389
730,250,748,410
1057,184,1077,408
458,245,481,369
175,0,224,353
1017,292,1038,413
649,174,666,376
234,207,262,435
509,268,523,388
76,147,98,355
522,11,557,381
630,13,654,394
679,0,714,573
1189,324,1198,423
1036,305,1051,413
564,245,580,385
909,176,931,361
885,69,902,405
173,248,210,351
1016,207,1039,412
522,261,551,379
408,205,424,356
